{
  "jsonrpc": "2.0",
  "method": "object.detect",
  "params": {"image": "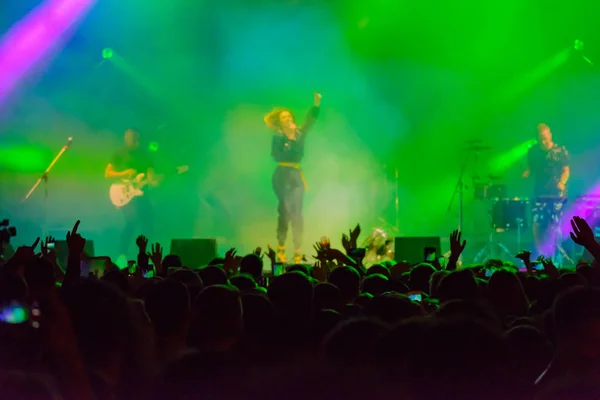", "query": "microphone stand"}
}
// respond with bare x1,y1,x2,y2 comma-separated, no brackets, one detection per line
447,148,475,232
394,165,400,232
22,137,73,237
